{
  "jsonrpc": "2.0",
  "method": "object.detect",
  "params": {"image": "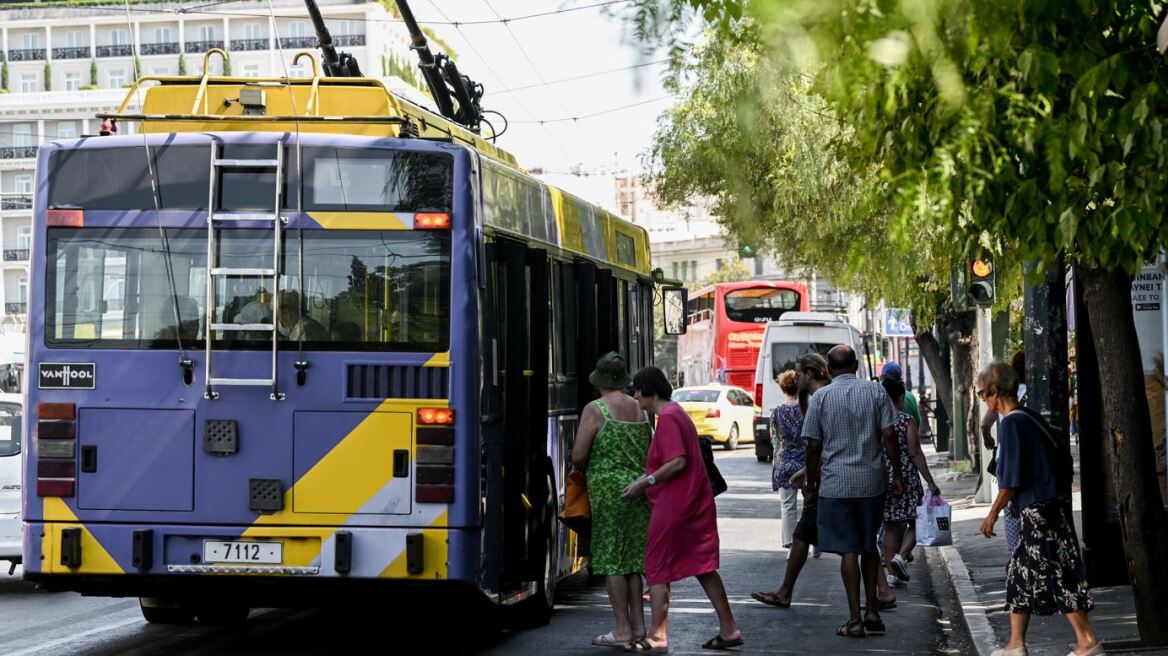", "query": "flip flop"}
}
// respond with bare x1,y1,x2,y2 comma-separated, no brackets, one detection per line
750,591,791,608
837,620,866,638
865,598,897,611
593,632,629,647
702,634,744,650
625,638,668,654
863,615,886,635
